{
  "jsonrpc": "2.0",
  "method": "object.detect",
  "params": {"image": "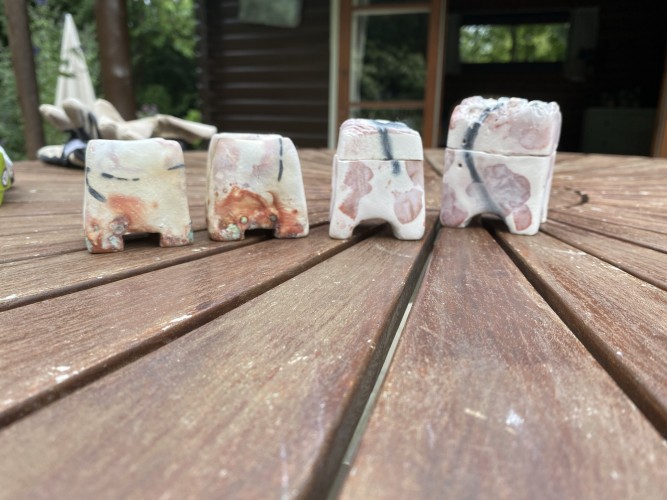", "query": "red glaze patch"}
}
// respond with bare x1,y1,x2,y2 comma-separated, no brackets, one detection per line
85,194,149,252
107,194,150,233
338,161,373,220
215,186,304,238
480,163,531,215
405,160,424,186
393,188,423,224
443,149,456,175
84,214,105,251
510,119,550,151
273,195,306,238
512,204,533,232
440,184,469,227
